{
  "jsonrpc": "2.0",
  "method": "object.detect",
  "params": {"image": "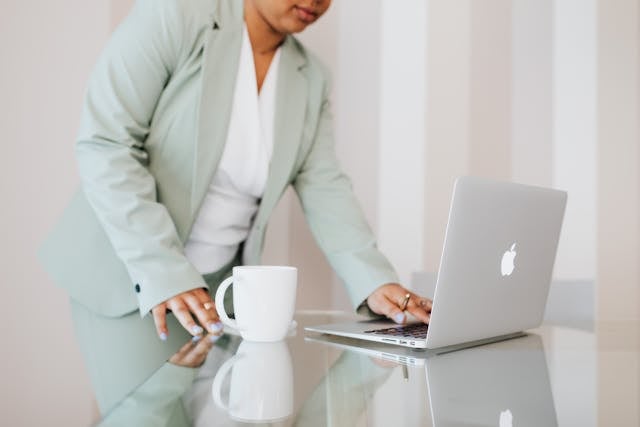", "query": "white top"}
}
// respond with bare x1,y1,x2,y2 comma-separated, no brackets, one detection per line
184,26,281,273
